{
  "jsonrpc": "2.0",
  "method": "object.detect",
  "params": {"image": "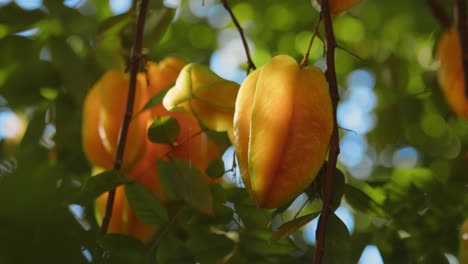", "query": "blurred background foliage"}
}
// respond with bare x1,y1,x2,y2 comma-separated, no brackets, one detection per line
0,0,467,263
